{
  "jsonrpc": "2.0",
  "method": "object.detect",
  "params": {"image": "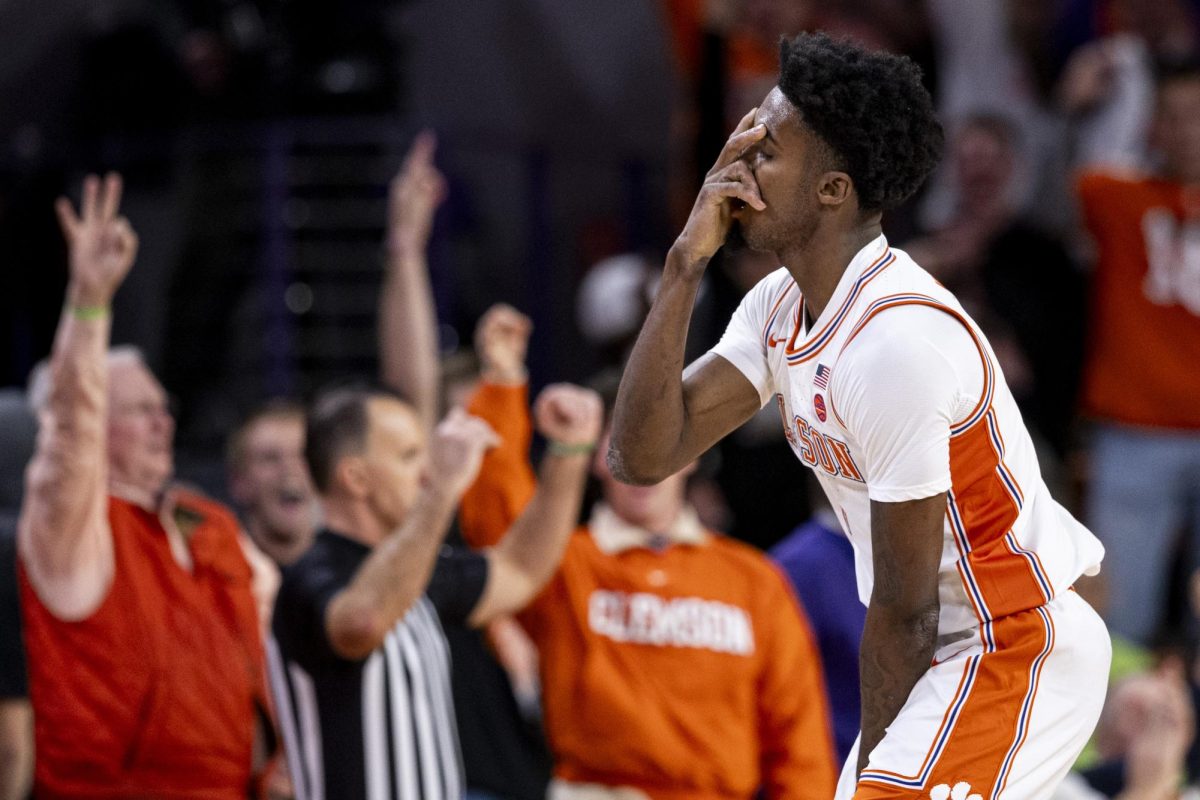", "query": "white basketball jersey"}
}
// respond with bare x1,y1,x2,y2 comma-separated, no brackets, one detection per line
711,235,1104,652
